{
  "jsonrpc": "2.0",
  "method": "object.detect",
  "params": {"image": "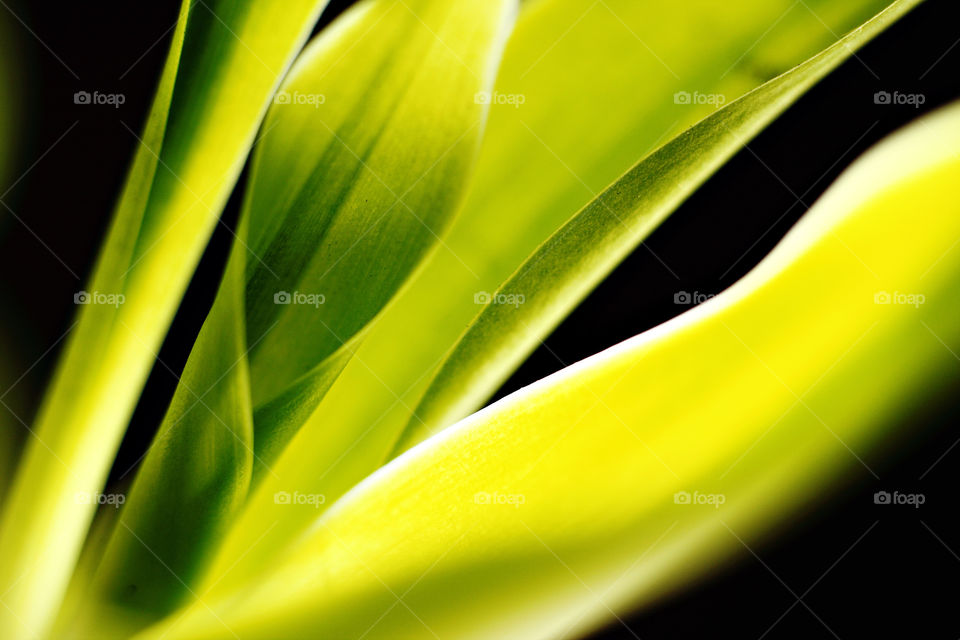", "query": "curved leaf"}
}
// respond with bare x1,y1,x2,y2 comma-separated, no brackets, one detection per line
139,98,960,640
308,0,902,487
85,0,517,628
0,1,332,637
210,0,919,586
400,0,924,447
